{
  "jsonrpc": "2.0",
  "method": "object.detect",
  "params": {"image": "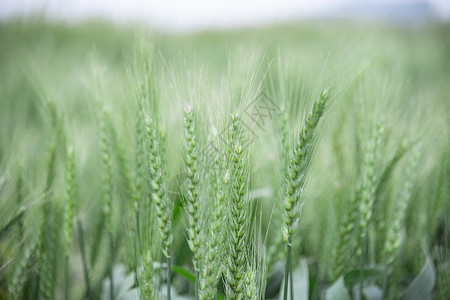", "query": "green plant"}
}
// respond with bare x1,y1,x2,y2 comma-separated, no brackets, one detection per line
225,112,251,300
282,88,329,300
183,103,202,299
146,114,173,299
64,147,78,300
100,109,116,300
381,147,420,298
